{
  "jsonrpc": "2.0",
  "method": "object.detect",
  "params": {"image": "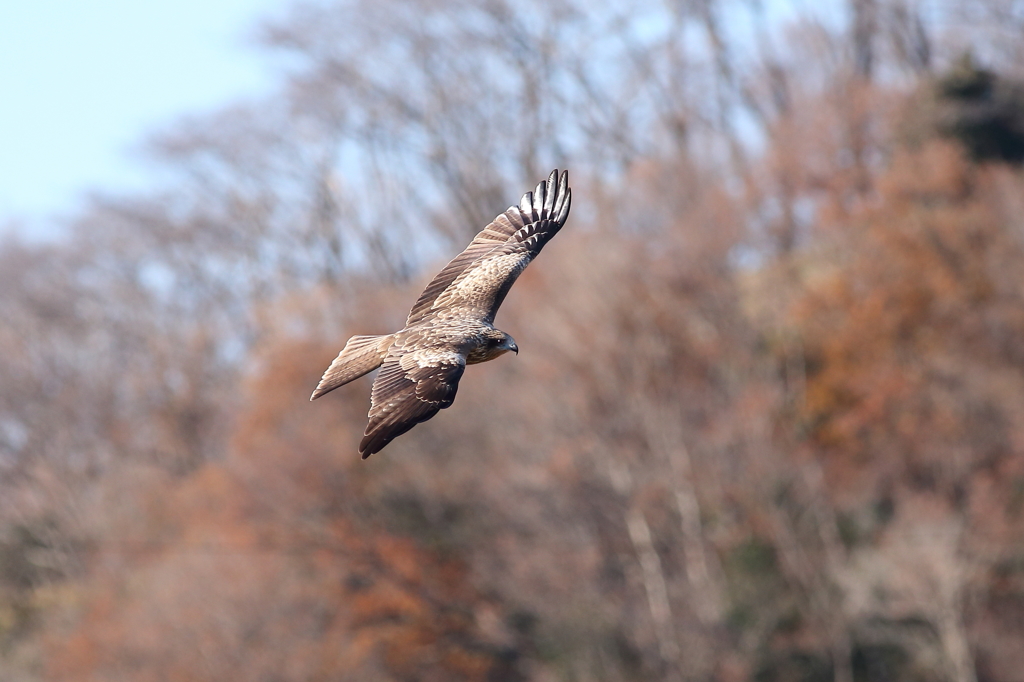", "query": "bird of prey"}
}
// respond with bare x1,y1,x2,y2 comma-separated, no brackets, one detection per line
311,169,572,458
